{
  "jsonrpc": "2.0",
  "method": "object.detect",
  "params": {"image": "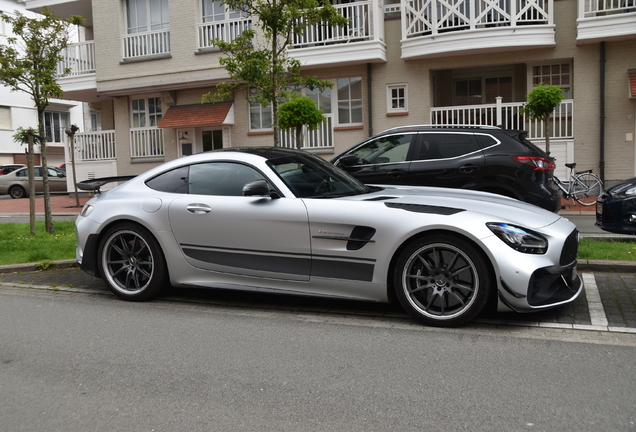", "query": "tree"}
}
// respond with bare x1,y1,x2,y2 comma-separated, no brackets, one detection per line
0,7,84,234
65,124,81,208
519,83,565,155
12,127,40,235
202,0,348,147
279,93,326,149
